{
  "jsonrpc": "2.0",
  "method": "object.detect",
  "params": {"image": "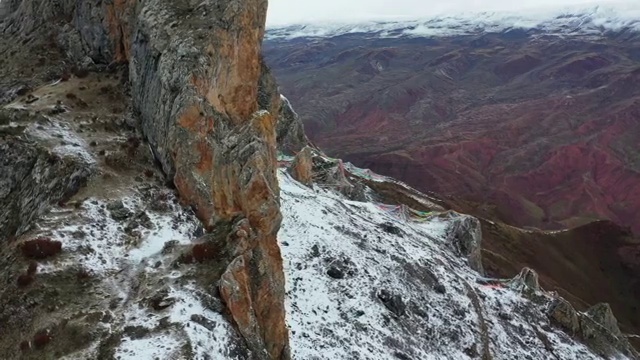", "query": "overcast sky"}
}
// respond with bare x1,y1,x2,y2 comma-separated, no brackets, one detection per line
267,0,630,26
